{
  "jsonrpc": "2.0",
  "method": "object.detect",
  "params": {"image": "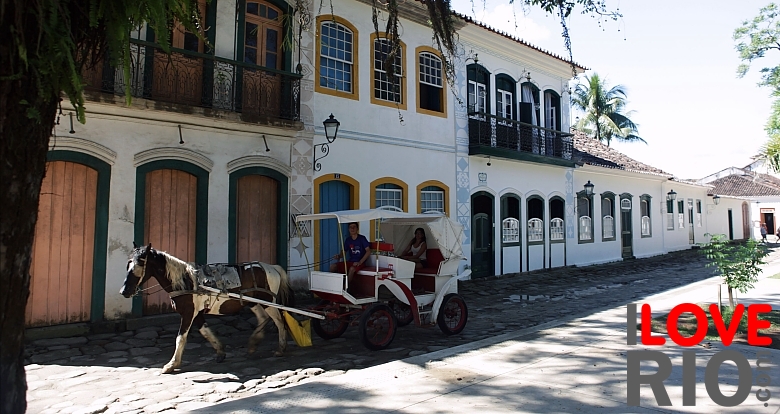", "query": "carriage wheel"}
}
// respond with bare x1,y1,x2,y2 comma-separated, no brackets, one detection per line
312,300,349,340
437,294,468,335
389,301,413,327
359,303,397,350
